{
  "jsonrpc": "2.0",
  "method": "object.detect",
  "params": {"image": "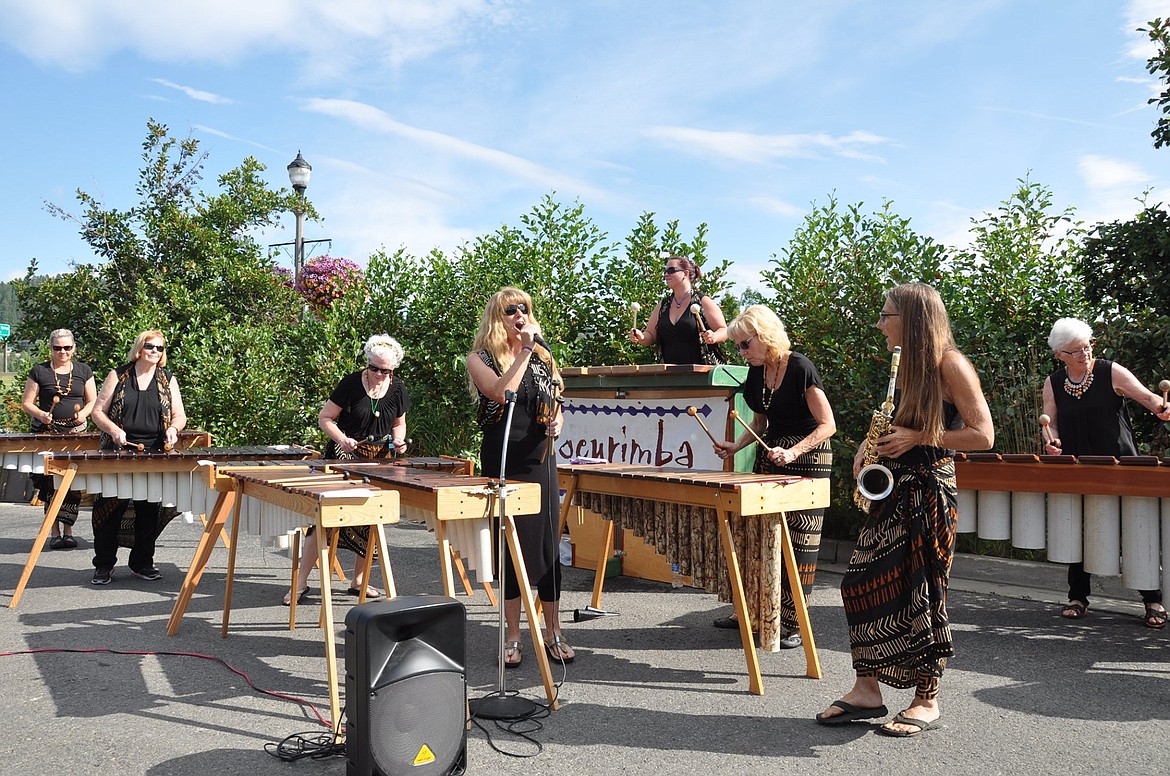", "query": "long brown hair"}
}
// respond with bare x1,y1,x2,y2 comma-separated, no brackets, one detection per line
886,283,956,446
